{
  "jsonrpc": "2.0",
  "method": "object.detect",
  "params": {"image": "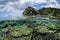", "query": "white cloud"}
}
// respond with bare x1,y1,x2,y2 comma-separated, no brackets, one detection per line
0,0,59,10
